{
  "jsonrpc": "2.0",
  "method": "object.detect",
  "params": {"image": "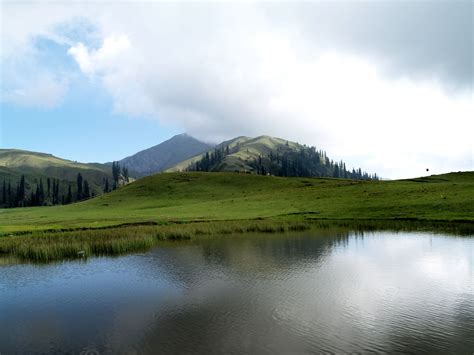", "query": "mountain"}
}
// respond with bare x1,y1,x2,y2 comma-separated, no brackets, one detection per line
167,135,376,180
0,149,111,200
167,135,292,172
119,133,213,177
